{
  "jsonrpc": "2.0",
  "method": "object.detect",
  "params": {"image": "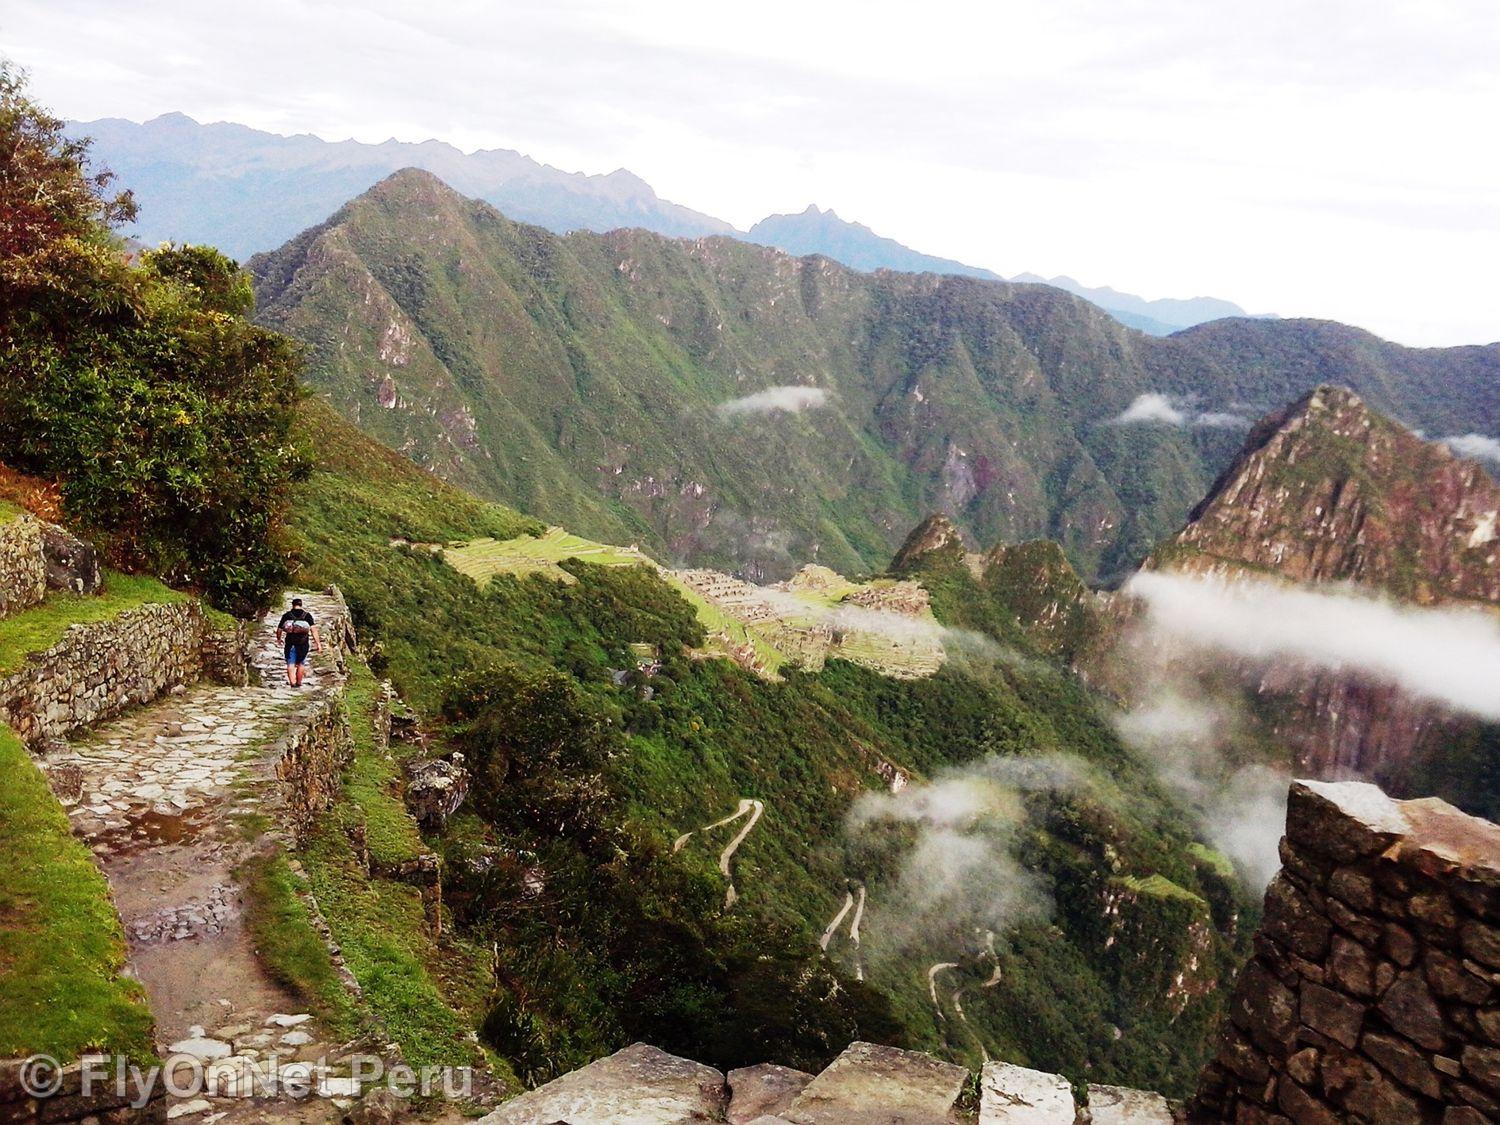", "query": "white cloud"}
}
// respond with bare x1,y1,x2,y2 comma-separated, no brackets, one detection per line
715,385,829,418
1109,393,1251,430
1123,570,1500,721
847,755,1089,955
1444,433,1500,464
